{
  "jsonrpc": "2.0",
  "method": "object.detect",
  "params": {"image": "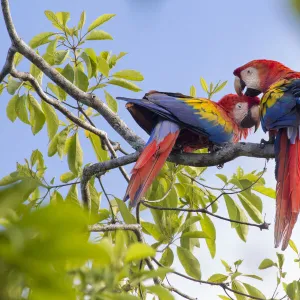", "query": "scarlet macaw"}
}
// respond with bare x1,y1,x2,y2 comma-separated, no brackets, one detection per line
117,91,260,207
233,59,300,250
